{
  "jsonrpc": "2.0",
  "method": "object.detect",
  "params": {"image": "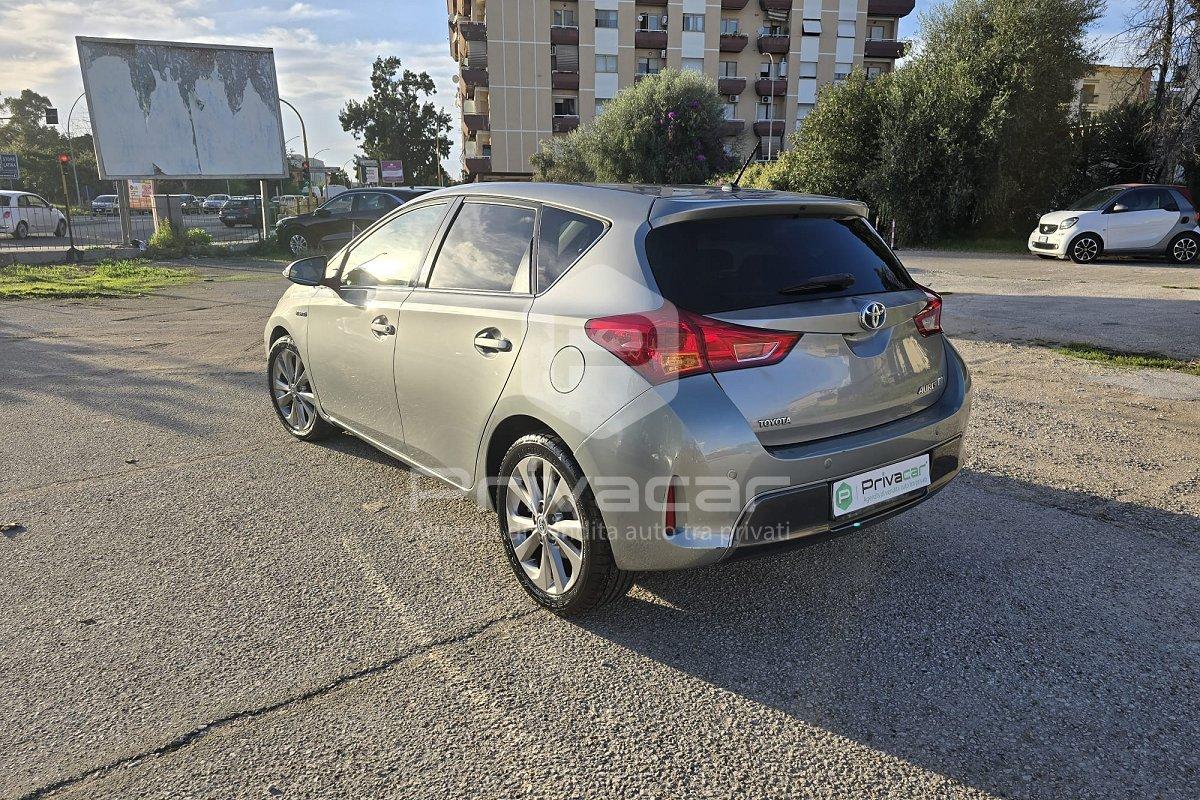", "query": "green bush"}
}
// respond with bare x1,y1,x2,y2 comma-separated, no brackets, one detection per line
146,223,216,258
184,227,213,247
